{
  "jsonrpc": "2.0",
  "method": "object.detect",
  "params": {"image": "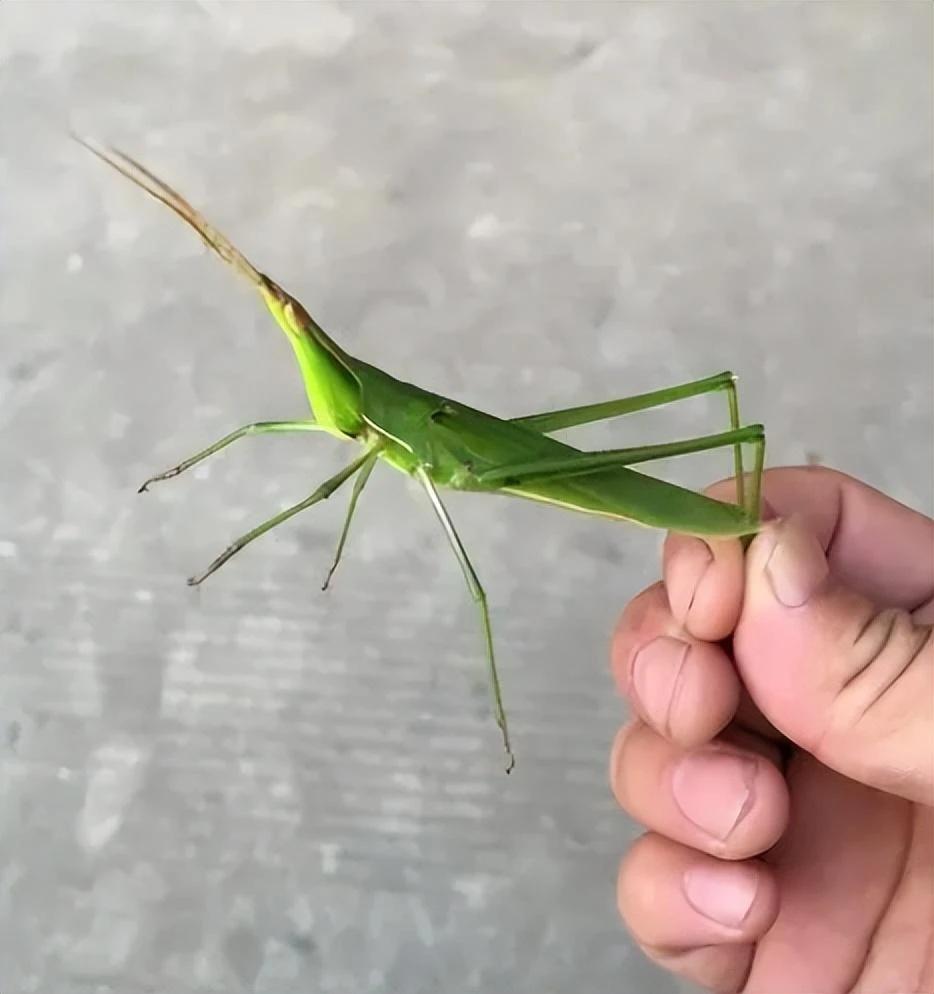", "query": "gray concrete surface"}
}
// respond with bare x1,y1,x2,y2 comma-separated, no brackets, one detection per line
1,3,931,992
